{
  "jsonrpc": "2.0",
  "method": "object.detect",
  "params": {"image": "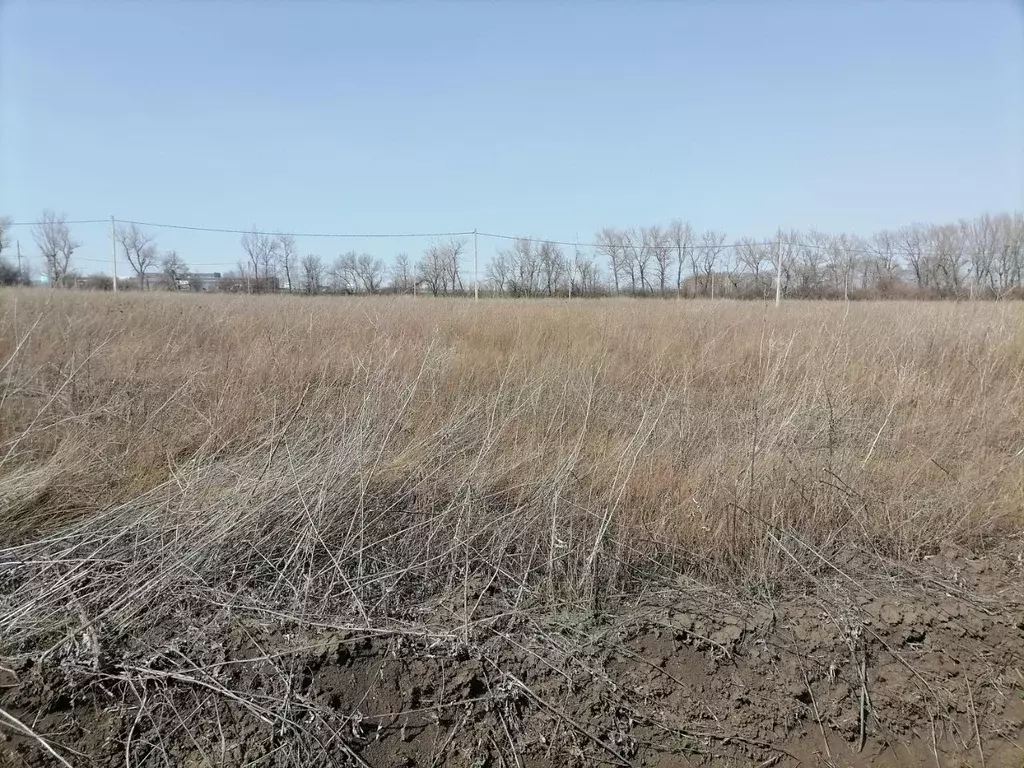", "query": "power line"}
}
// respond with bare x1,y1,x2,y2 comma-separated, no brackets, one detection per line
118,219,475,239
6,215,973,262
6,219,108,227
5,217,472,239
75,255,239,267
